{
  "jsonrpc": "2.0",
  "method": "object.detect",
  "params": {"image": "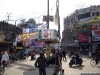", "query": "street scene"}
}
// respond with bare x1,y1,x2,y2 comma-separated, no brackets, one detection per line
0,0,100,75
3,55,100,75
